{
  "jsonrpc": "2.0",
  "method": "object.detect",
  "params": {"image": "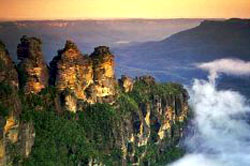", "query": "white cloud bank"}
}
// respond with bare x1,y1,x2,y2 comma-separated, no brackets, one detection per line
169,59,250,166
197,58,250,83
